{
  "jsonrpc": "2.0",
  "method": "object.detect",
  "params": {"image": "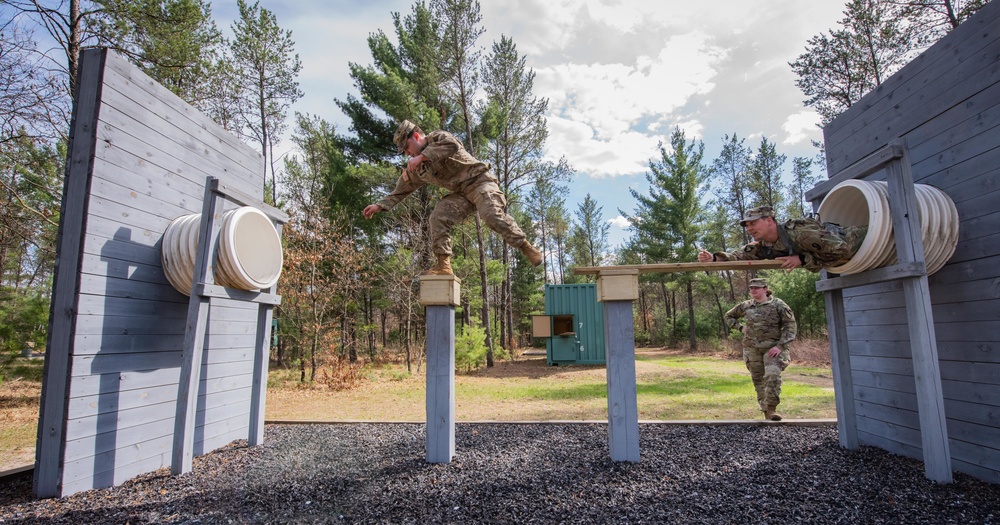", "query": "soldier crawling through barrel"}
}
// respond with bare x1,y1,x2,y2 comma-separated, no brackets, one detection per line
697,206,868,272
